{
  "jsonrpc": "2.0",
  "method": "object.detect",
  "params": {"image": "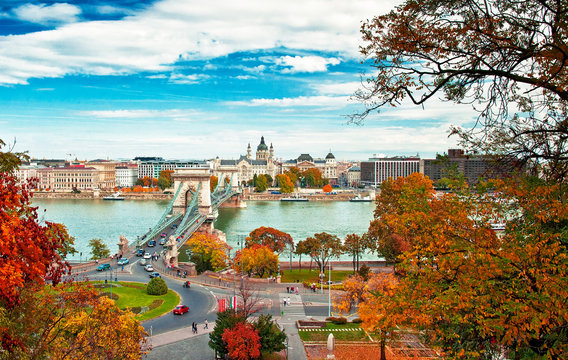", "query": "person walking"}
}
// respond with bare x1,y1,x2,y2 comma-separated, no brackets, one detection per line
287,296,291,305
204,319,208,329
